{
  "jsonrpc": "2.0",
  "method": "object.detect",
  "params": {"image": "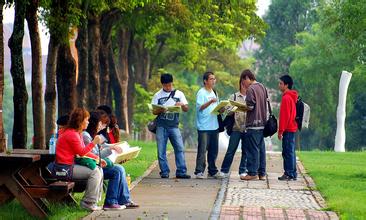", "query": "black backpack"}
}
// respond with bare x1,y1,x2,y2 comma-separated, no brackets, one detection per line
295,97,304,131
